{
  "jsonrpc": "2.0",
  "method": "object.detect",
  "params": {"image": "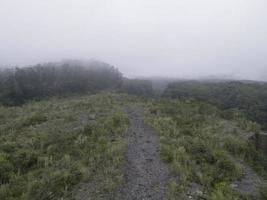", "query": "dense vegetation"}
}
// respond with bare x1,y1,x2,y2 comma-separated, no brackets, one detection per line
0,94,130,200
120,78,154,96
146,99,267,200
0,60,156,105
0,60,123,105
0,92,266,199
0,61,266,199
163,81,267,130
